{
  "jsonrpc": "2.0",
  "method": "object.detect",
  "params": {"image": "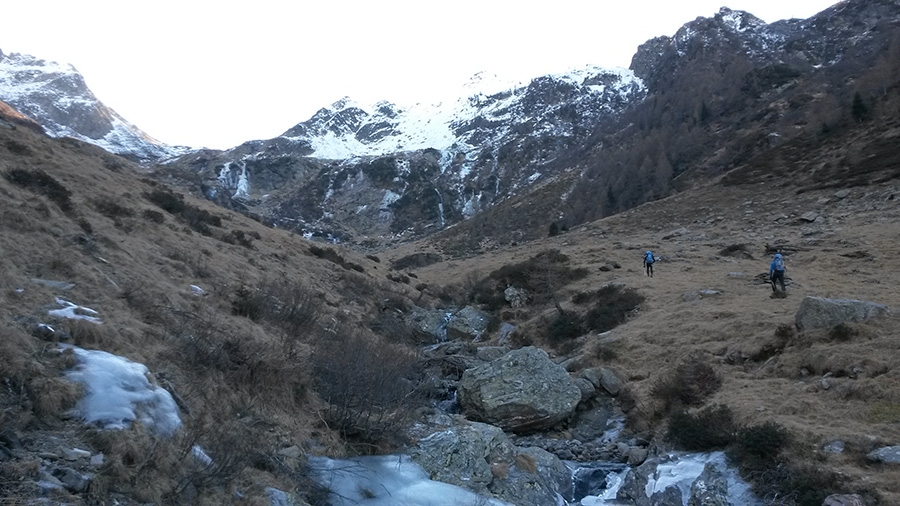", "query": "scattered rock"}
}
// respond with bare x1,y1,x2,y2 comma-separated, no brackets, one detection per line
504,286,529,308
867,446,900,464
574,377,596,403
51,466,90,493
403,307,450,341
497,322,516,345
834,189,851,199
62,448,91,461
599,368,623,396
699,289,723,298
447,306,493,341
277,445,303,459
663,227,690,239
627,447,648,466
800,211,820,222
458,347,582,433
795,296,891,331
823,441,845,454
682,291,701,302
